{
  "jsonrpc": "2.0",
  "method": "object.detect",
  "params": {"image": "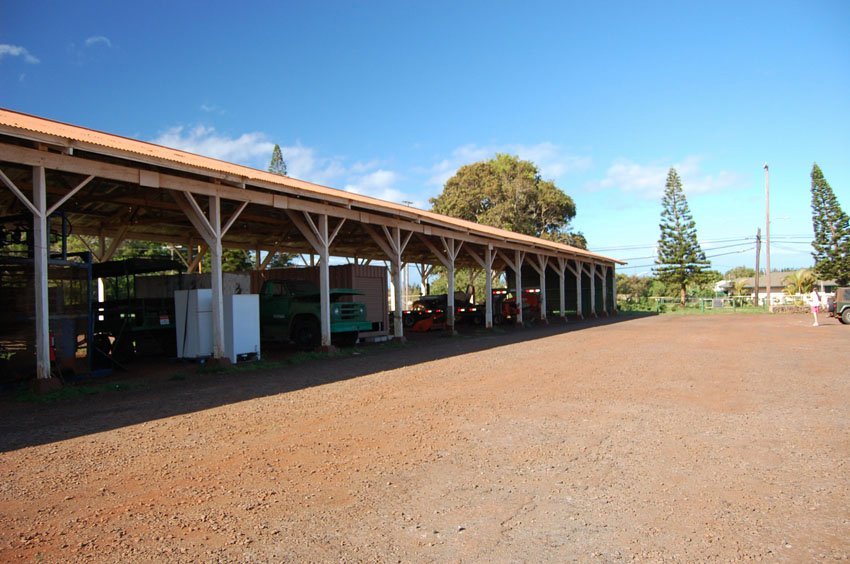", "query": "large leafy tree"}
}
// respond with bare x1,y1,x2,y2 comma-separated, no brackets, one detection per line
268,144,287,176
724,266,755,279
654,168,710,305
429,154,583,246
810,163,850,284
